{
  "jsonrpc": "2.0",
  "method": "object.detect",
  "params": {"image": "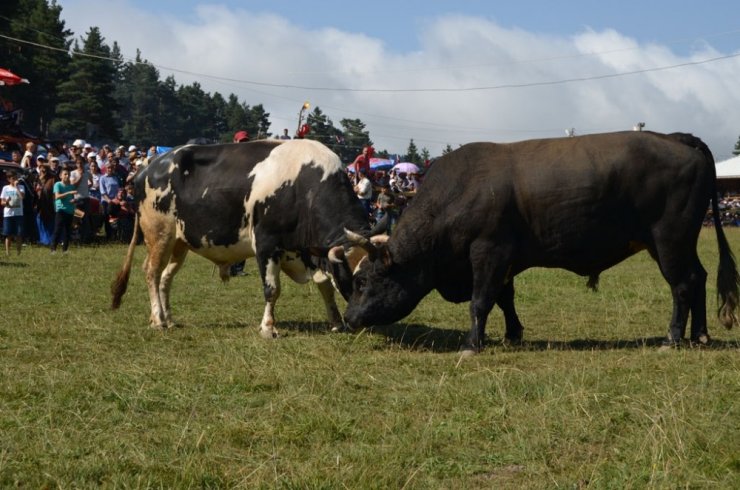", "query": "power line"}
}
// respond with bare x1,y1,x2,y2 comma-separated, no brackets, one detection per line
2,32,740,93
